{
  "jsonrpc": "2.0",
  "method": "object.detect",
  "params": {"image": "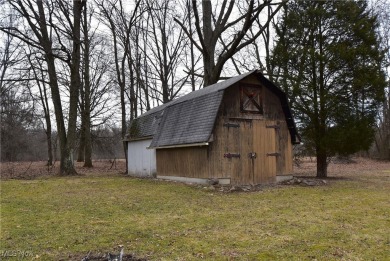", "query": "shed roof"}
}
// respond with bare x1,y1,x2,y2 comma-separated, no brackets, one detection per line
126,70,300,147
